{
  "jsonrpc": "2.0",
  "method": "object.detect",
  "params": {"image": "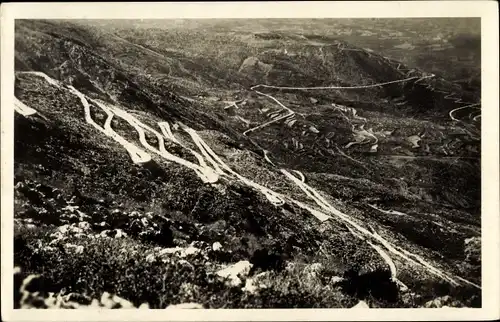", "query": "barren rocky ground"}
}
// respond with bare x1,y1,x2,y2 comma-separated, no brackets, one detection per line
13,18,481,309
